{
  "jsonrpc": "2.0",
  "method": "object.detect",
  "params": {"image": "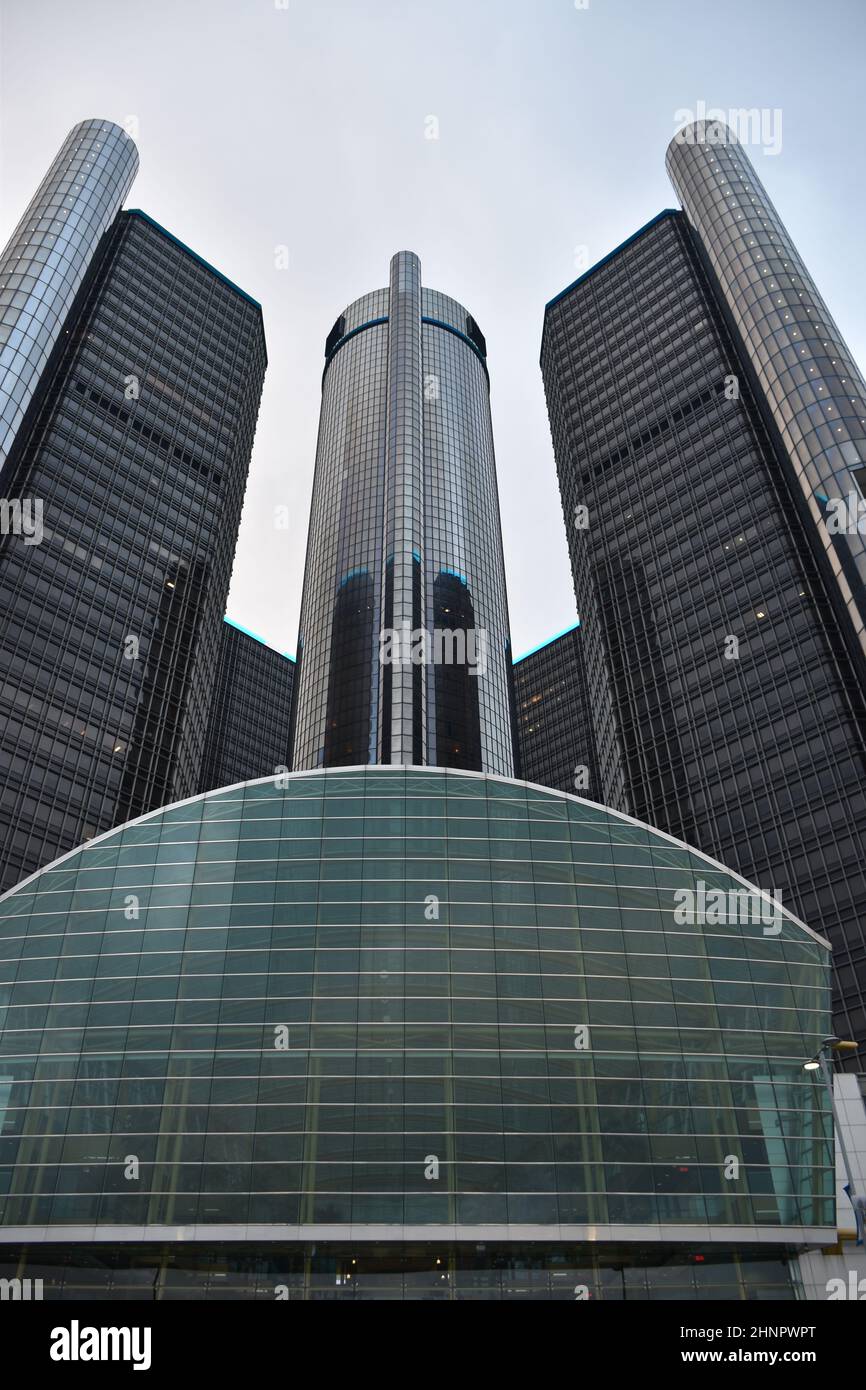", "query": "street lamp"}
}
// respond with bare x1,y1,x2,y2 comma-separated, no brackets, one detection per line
804,1036,864,1245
